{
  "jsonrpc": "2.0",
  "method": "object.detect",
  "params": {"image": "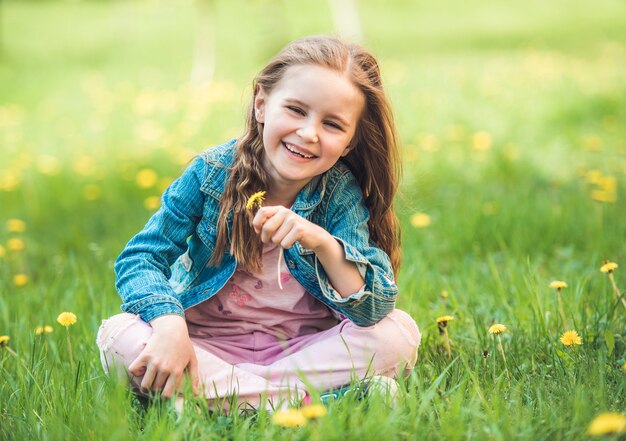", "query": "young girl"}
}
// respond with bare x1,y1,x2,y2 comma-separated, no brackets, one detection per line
97,35,421,410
